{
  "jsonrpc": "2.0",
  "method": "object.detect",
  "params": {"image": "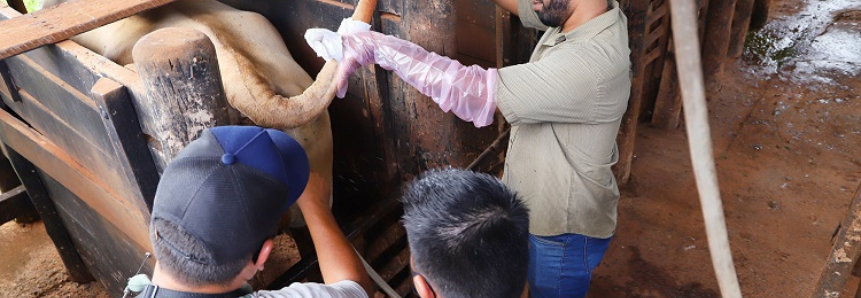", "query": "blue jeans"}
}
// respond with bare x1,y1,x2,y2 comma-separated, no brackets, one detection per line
528,233,612,298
